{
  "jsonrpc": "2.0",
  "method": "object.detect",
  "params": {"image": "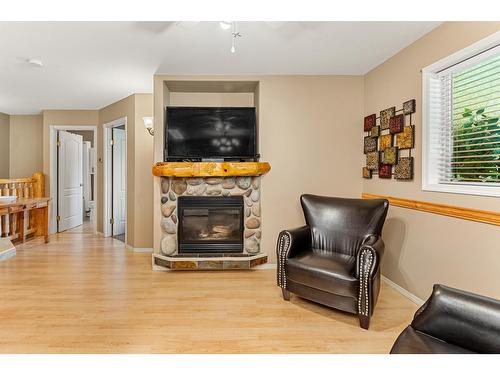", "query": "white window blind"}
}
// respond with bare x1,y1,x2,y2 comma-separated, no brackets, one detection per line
423,35,500,197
